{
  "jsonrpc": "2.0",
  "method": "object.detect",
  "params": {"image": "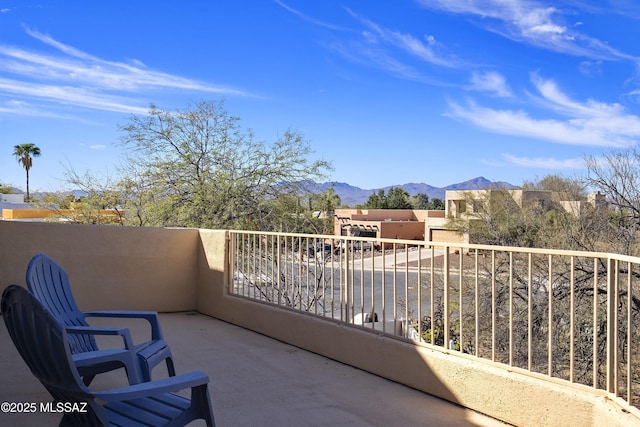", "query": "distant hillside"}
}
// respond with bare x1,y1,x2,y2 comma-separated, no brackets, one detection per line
312,177,516,207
